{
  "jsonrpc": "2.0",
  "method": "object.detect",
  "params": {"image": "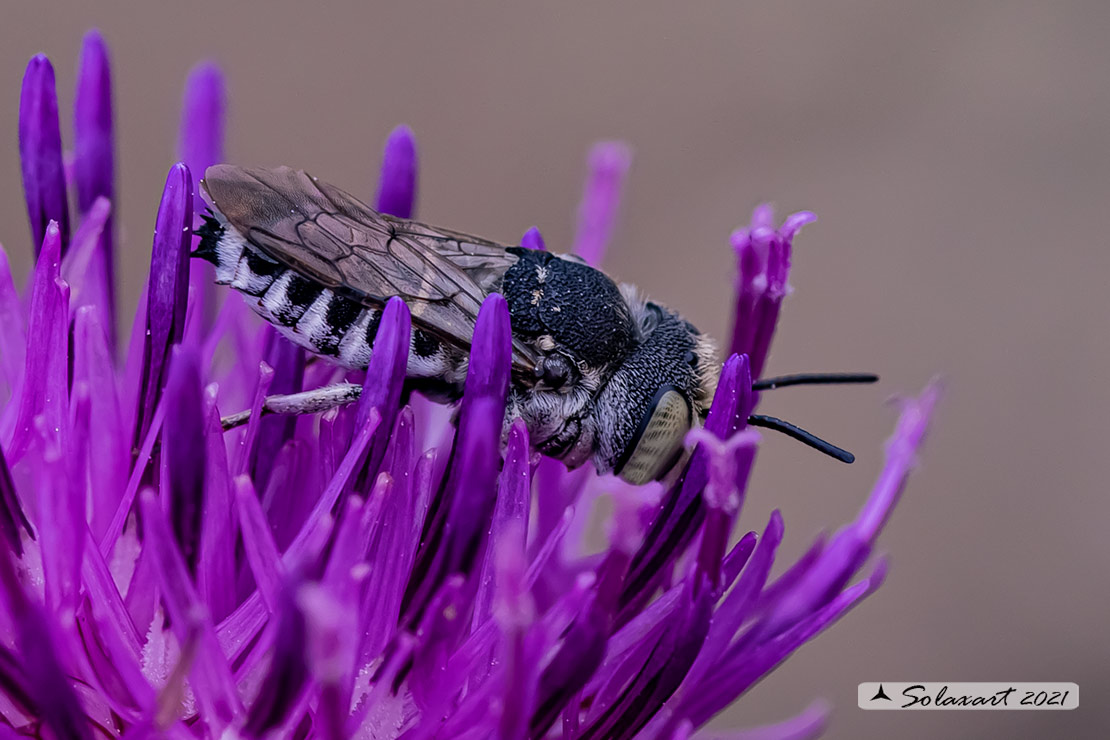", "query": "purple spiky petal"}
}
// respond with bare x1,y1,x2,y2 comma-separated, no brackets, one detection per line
74,29,116,335
376,124,418,219
133,163,193,453
19,55,69,257
179,61,225,337
572,141,631,267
